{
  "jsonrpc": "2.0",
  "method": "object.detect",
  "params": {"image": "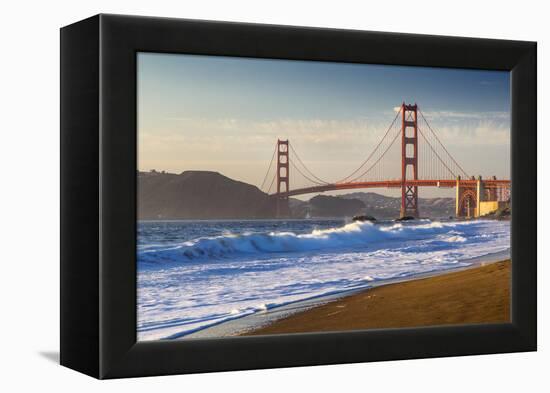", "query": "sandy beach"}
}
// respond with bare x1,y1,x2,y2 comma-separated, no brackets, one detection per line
241,260,510,336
